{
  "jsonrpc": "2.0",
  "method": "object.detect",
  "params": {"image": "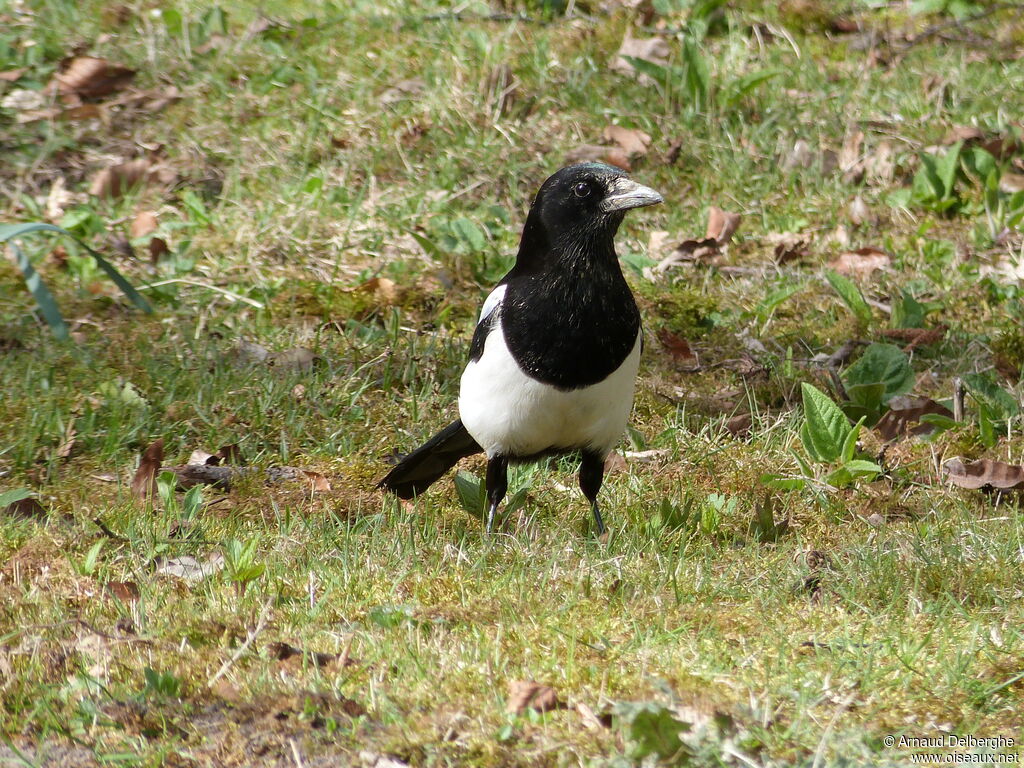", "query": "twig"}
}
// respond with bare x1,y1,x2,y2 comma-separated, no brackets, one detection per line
893,2,1013,55
208,597,273,687
953,376,966,422
93,517,128,541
